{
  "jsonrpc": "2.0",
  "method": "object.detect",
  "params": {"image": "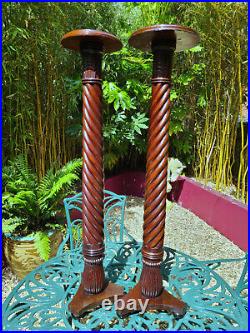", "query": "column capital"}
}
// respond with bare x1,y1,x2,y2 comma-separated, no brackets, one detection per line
129,24,199,53
61,29,122,53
